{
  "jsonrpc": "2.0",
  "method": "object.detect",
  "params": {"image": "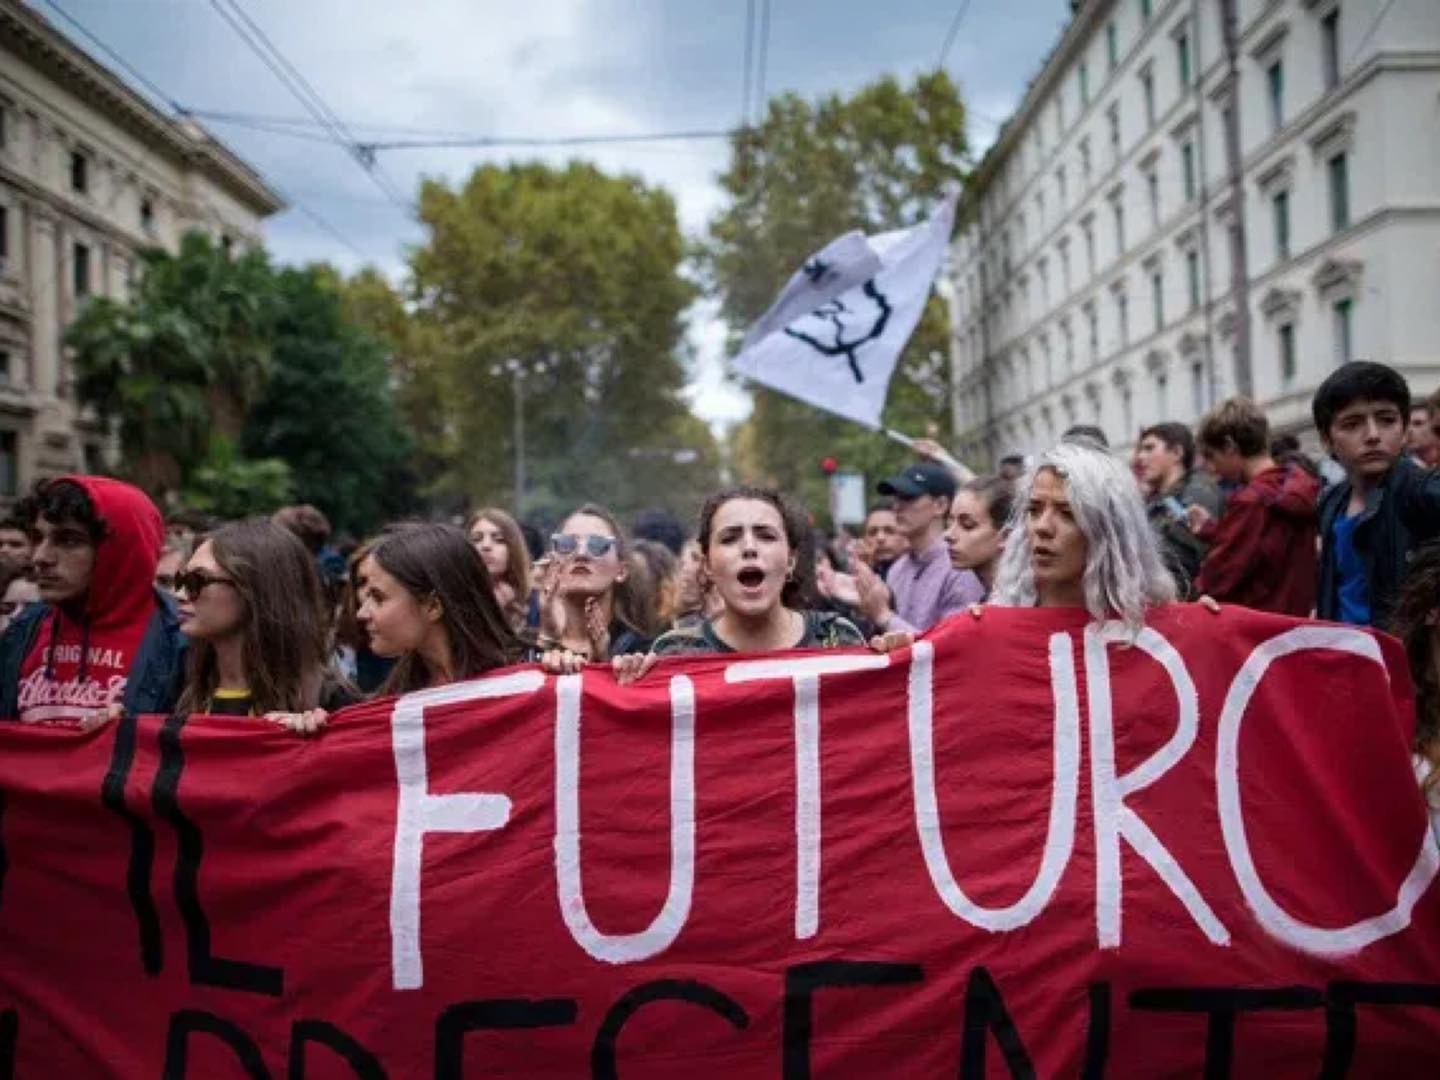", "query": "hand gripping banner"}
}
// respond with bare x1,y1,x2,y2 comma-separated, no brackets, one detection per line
1,606,1439,1077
